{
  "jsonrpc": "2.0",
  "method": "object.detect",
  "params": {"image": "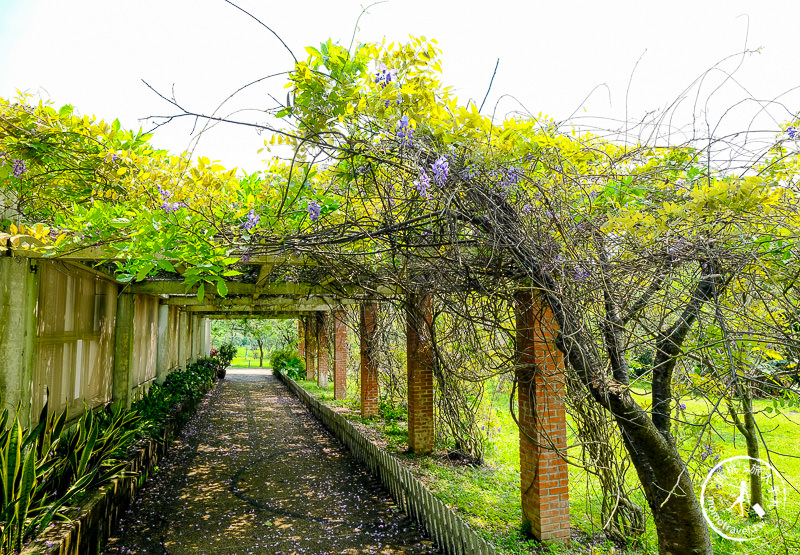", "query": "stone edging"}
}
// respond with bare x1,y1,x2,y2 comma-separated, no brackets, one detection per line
277,372,497,555
20,390,211,555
